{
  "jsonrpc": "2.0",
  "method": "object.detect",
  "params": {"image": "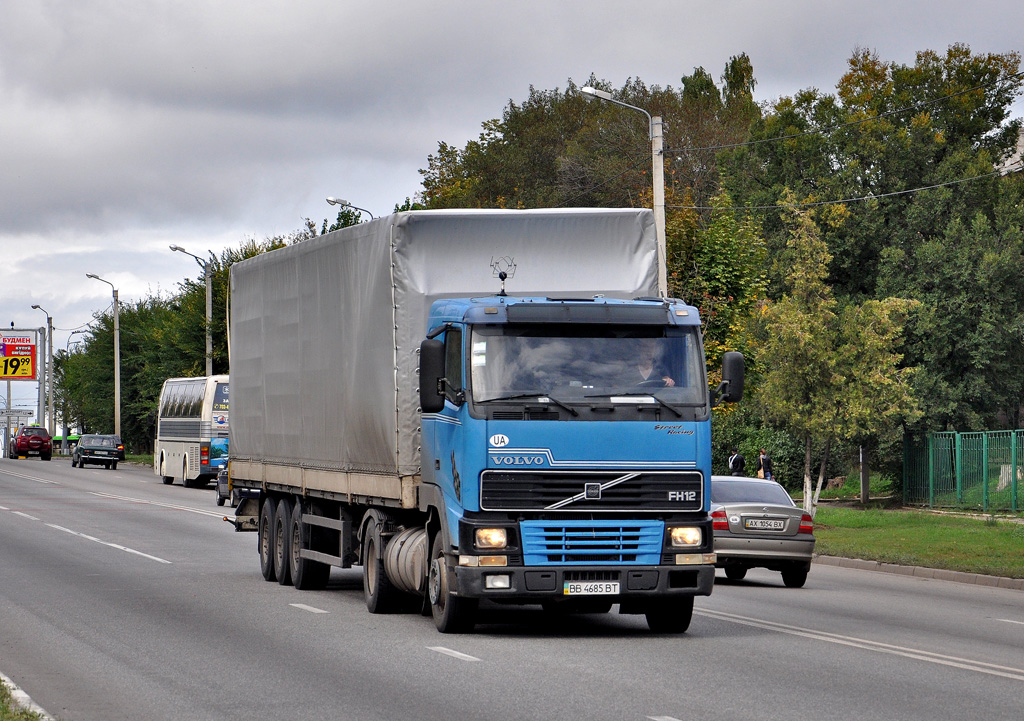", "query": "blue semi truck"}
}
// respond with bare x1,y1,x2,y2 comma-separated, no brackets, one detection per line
228,208,742,633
